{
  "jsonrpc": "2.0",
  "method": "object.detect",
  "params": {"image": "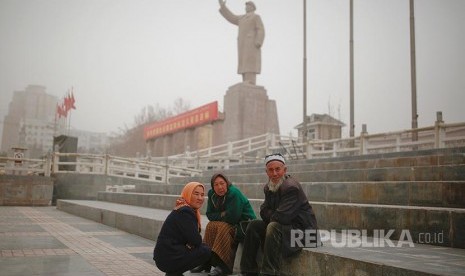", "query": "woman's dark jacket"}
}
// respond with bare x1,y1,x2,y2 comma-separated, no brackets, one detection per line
153,206,210,272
